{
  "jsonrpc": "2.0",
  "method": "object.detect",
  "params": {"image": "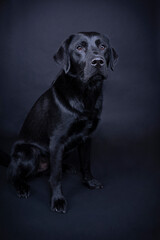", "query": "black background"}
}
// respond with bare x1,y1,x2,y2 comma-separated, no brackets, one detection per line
0,0,159,239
